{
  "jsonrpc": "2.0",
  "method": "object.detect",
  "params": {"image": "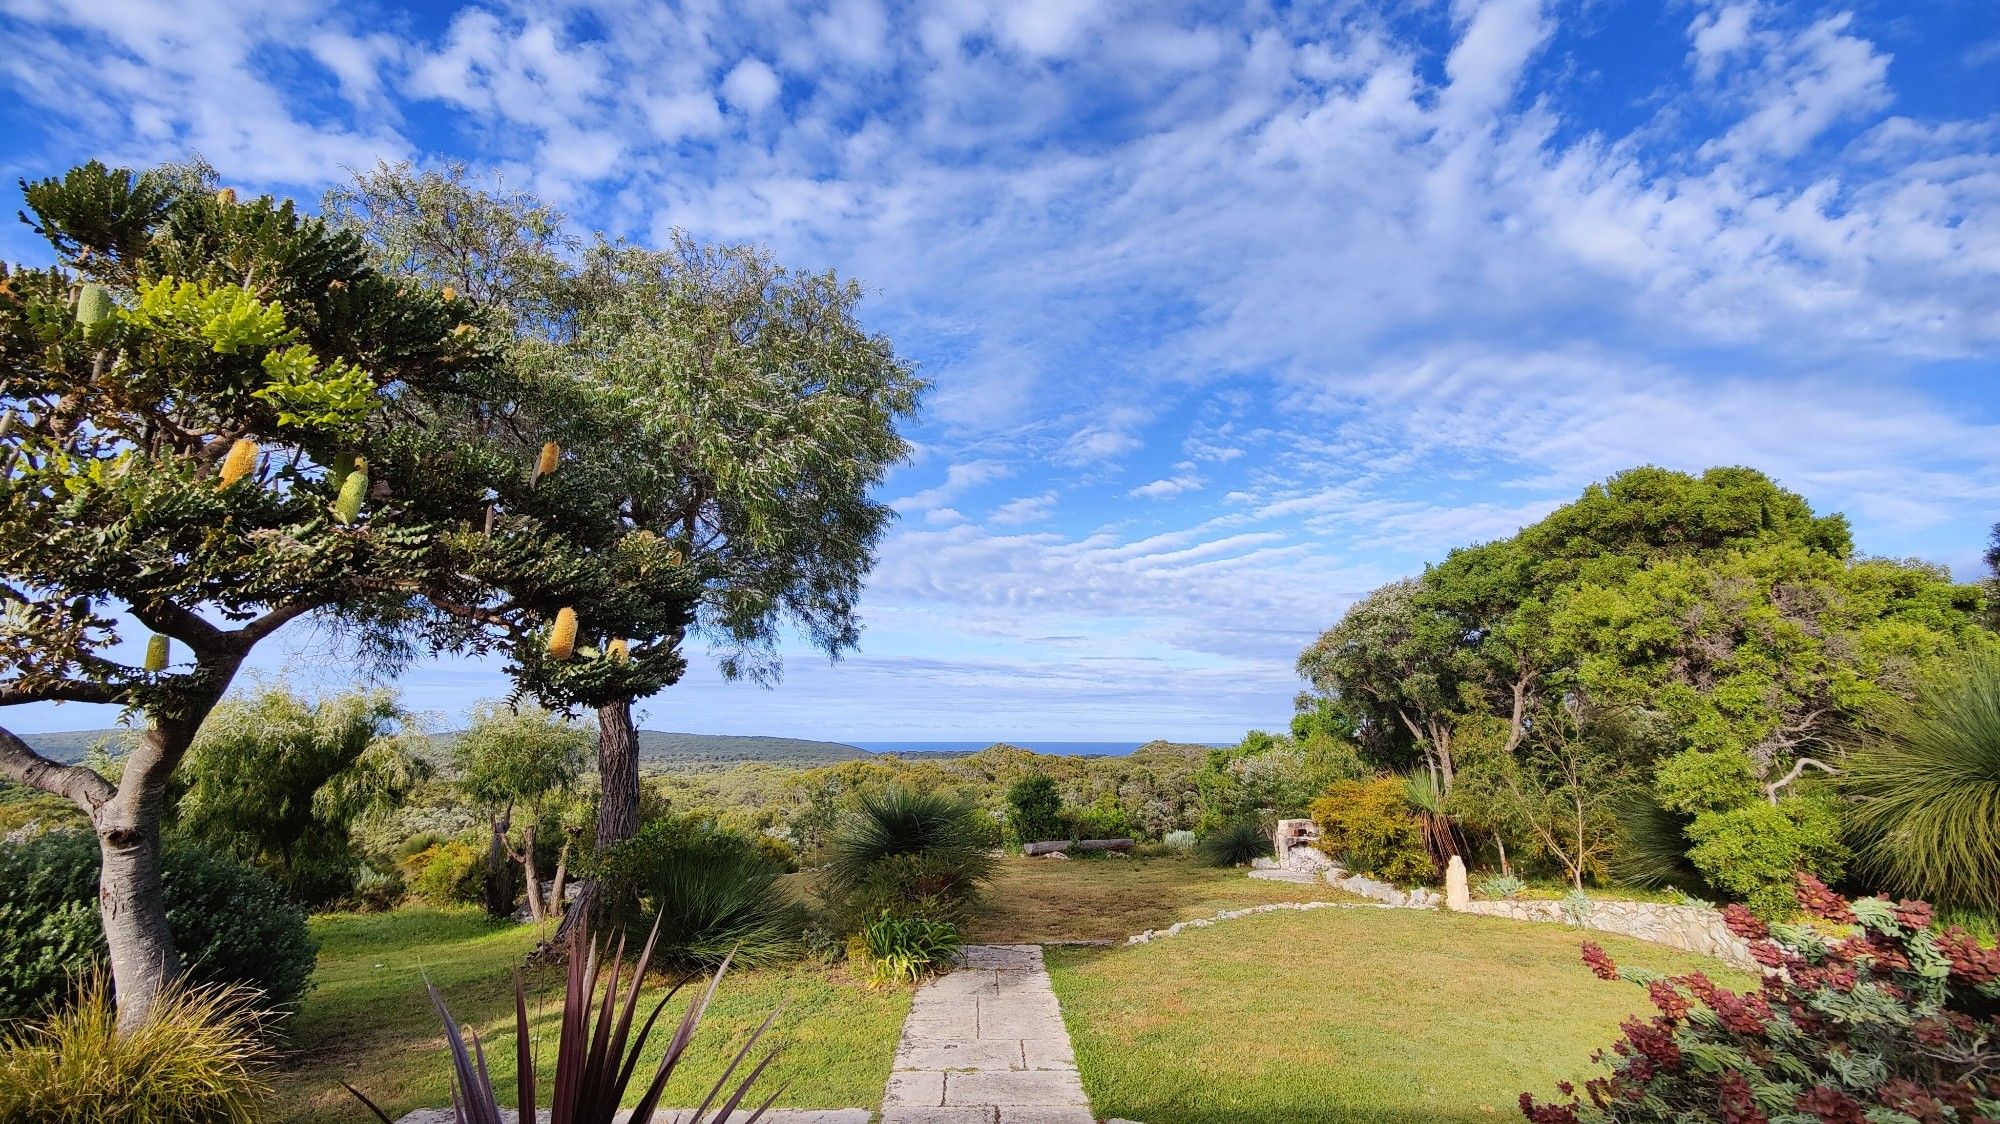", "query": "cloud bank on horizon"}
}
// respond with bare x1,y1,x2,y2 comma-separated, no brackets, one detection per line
1,0,1996,741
